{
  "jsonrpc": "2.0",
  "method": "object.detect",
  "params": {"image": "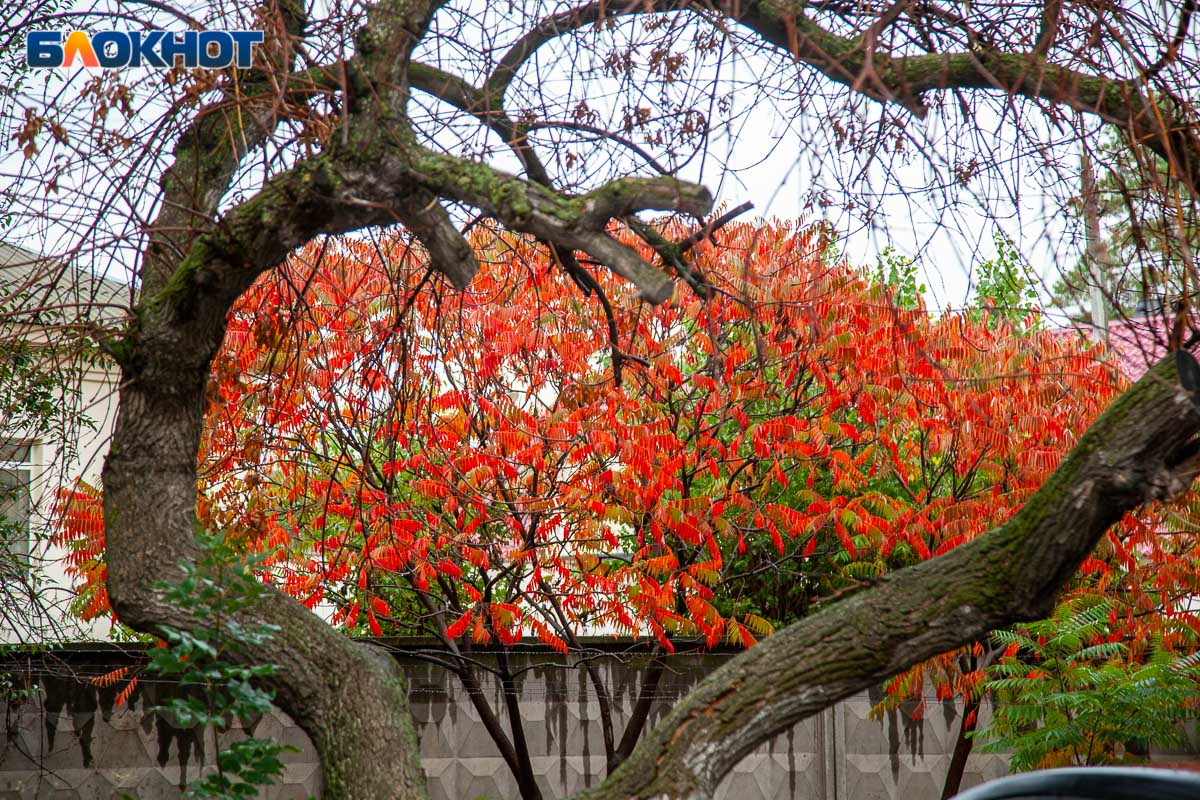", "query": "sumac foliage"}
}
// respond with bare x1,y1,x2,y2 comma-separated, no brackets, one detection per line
56,221,1166,785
